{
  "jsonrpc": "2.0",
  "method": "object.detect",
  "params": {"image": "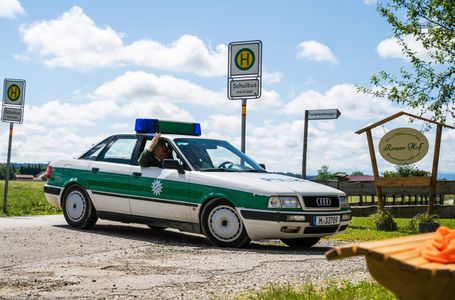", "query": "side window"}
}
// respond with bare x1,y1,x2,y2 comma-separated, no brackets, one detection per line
144,138,188,170
79,139,110,161
99,137,138,165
